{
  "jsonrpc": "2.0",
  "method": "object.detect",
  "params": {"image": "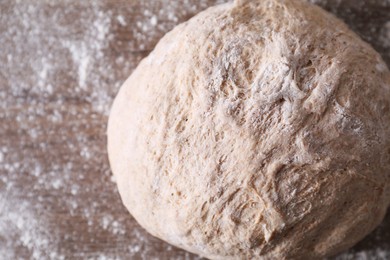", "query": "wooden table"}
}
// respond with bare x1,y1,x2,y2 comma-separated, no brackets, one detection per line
0,0,389,259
